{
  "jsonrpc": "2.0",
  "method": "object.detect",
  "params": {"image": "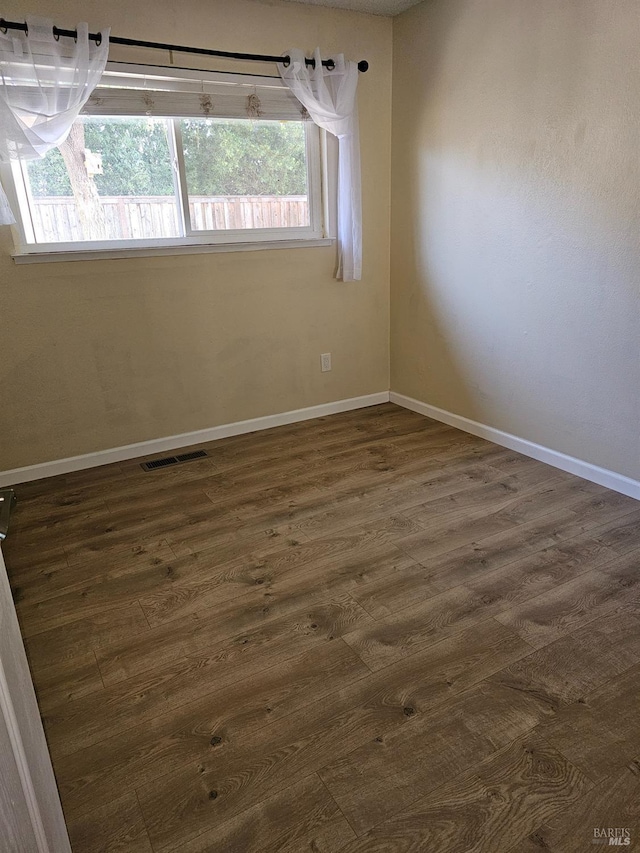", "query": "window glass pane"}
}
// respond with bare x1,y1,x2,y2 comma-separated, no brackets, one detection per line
25,116,180,243
179,118,310,231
